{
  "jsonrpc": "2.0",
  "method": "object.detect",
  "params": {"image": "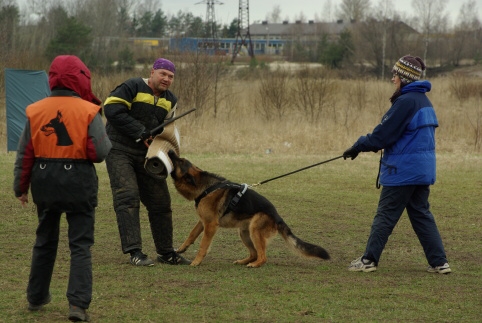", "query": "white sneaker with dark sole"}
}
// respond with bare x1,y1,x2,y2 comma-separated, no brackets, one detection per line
157,252,191,265
427,262,451,274
130,251,154,266
348,256,377,272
